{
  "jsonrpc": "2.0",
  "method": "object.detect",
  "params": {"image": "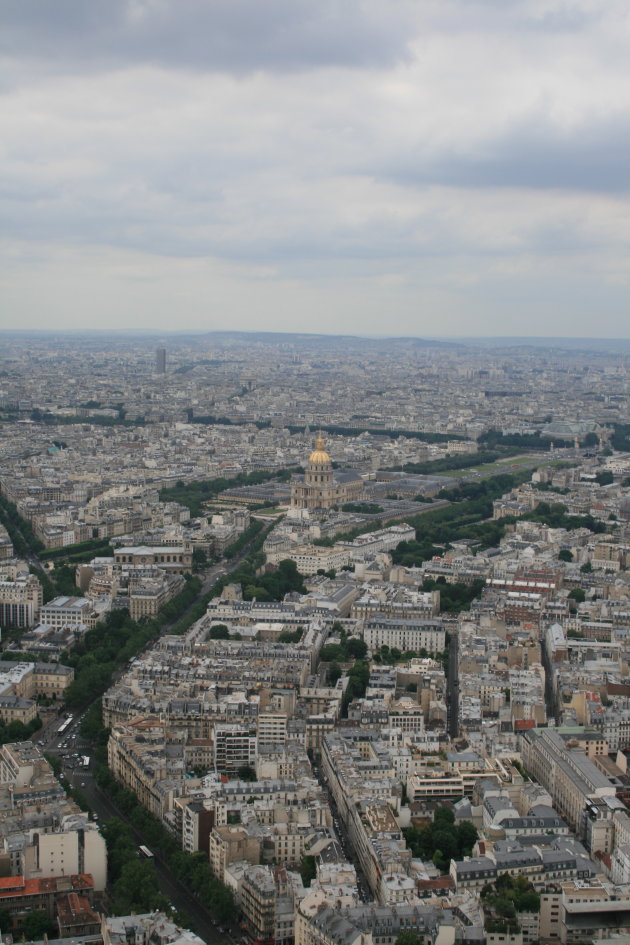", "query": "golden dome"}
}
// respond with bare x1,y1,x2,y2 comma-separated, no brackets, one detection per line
308,434,331,465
